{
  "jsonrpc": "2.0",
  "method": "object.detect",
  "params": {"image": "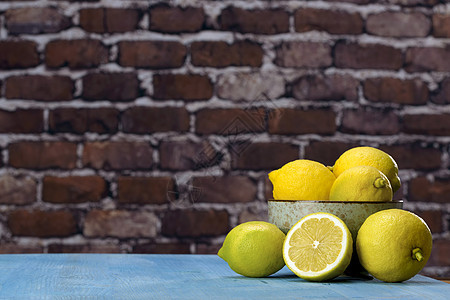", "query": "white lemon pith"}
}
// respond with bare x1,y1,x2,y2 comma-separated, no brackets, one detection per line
269,159,335,200
332,147,401,193
356,209,433,282
218,221,286,278
329,165,393,202
283,212,353,281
